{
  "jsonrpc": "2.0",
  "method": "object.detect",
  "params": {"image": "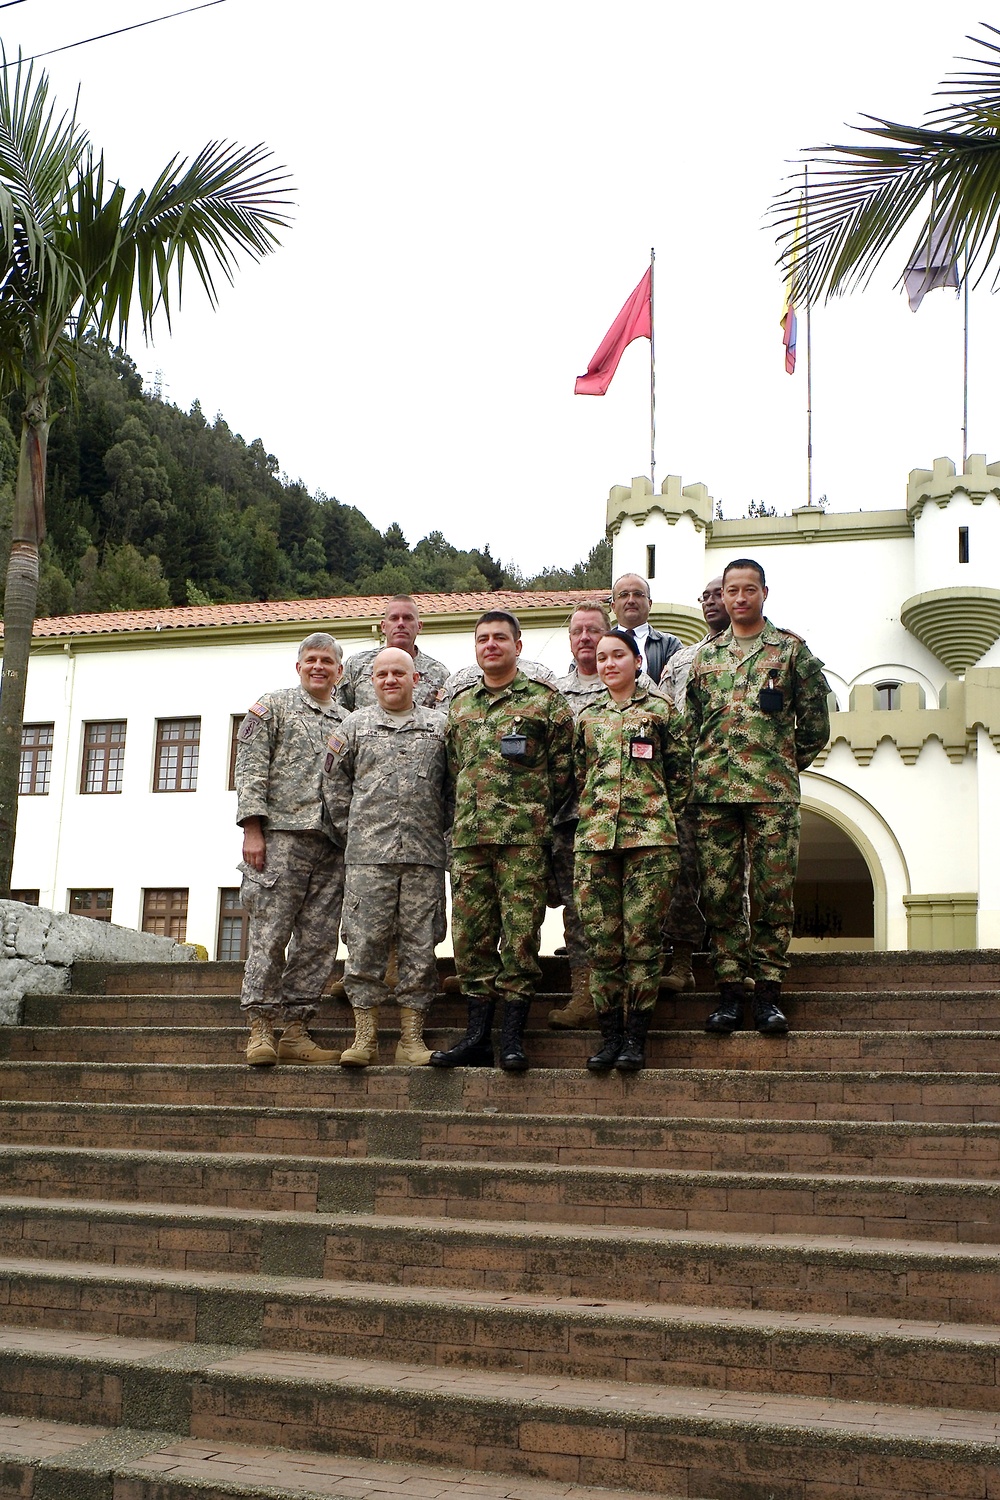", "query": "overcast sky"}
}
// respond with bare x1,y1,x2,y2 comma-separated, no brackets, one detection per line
8,2,998,574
